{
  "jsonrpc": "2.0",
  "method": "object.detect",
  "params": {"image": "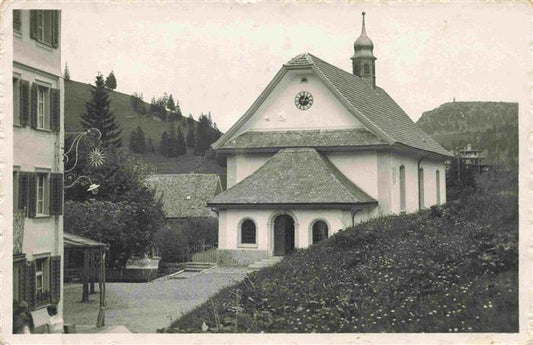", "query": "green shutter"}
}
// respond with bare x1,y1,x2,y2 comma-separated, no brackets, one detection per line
50,88,60,132
50,256,61,304
18,172,29,213
25,261,36,310
49,173,63,215
30,83,38,129
20,80,30,127
30,10,38,40
27,173,37,218
51,11,59,48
